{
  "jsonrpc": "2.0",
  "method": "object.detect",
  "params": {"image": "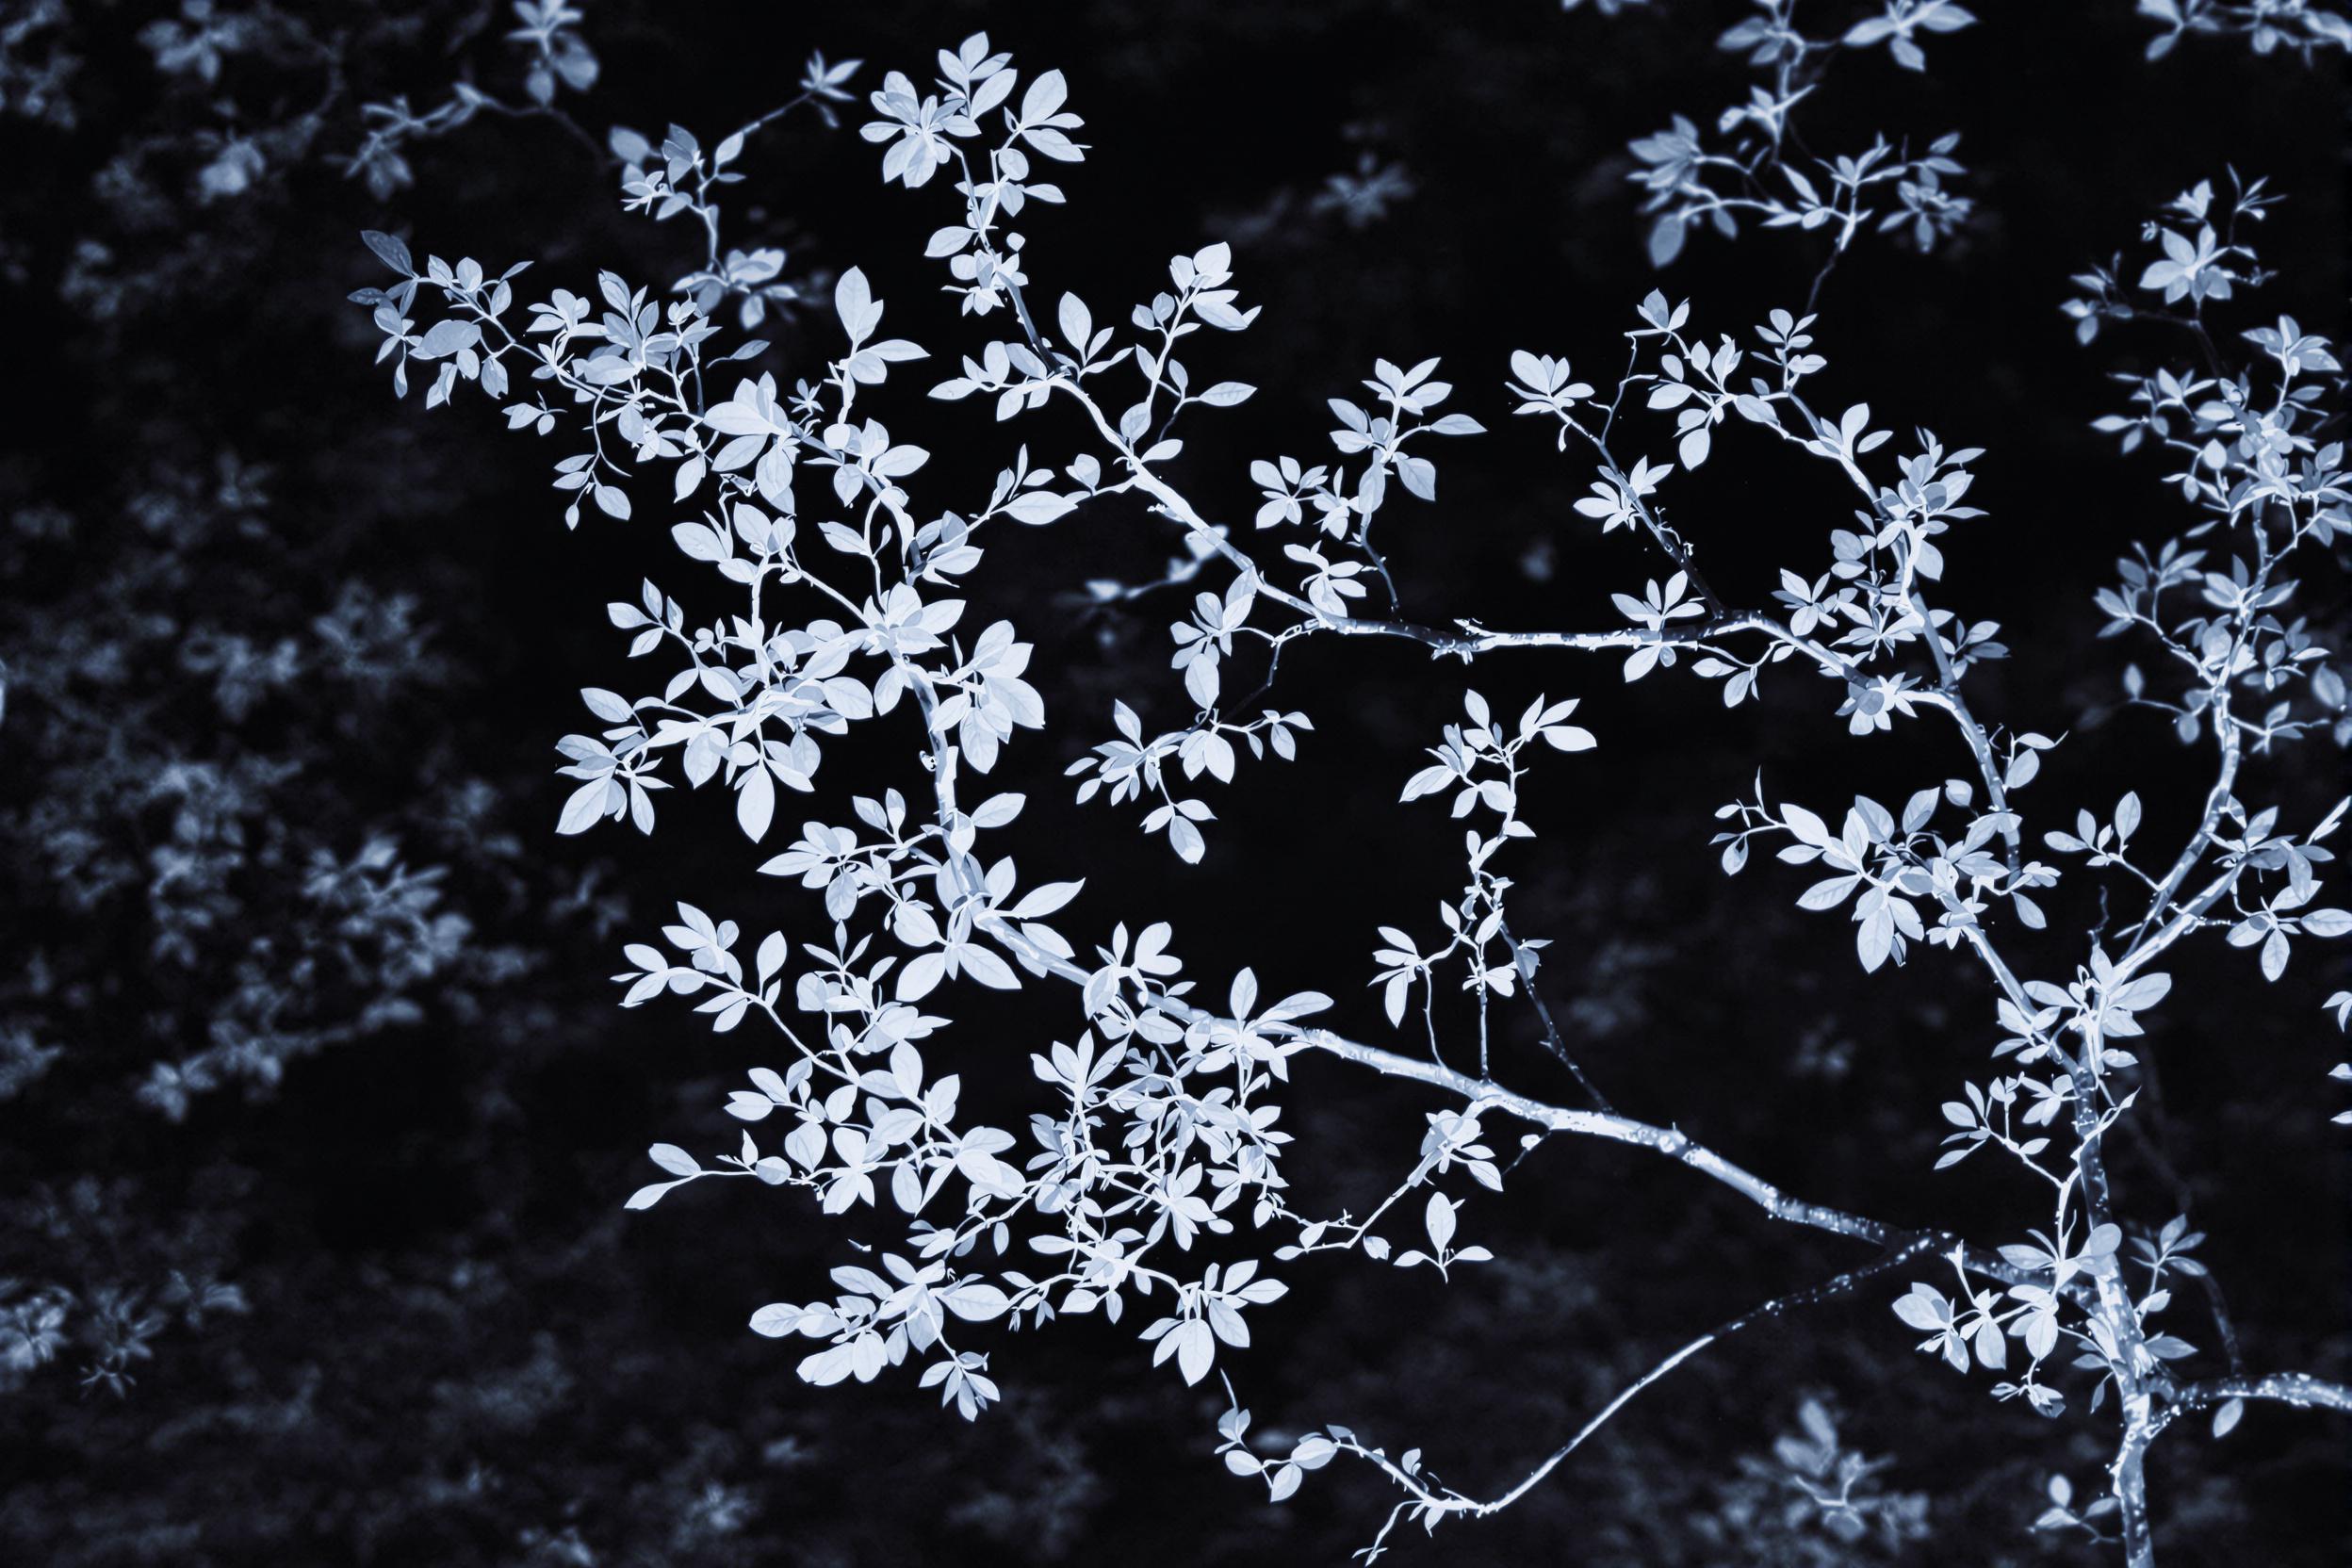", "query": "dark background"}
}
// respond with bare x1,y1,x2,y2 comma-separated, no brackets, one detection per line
2,2,2348,1563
